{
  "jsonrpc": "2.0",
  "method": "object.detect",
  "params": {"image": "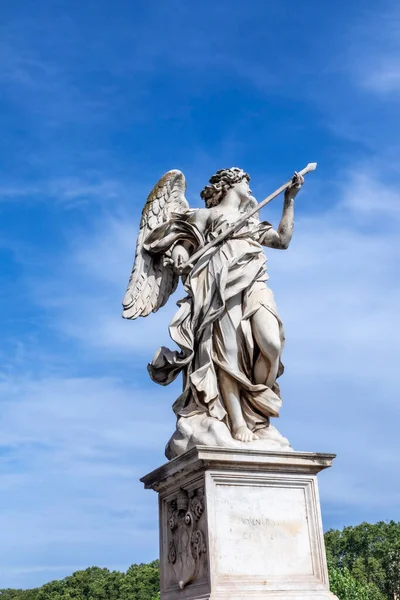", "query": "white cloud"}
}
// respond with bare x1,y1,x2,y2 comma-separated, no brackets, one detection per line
339,169,400,218
362,61,400,94
0,178,135,208
345,5,400,95
0,371,174,588
30,215,179,356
